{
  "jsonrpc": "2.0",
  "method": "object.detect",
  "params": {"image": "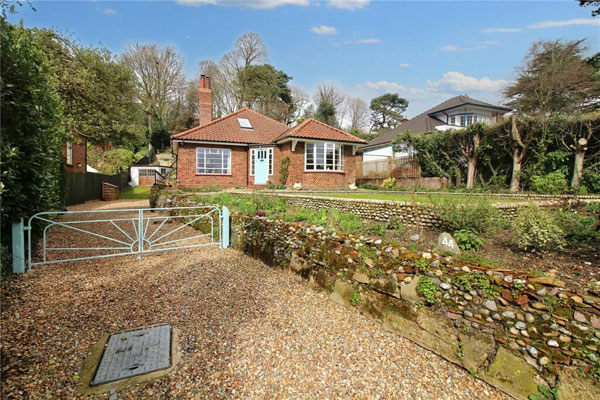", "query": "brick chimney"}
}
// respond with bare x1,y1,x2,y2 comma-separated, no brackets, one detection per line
199,75,212,126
